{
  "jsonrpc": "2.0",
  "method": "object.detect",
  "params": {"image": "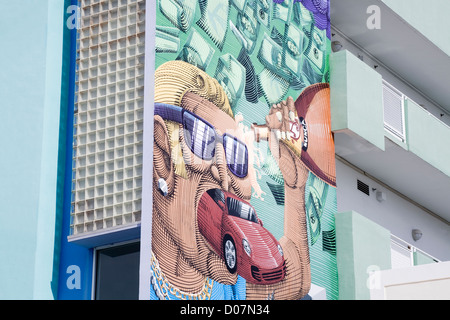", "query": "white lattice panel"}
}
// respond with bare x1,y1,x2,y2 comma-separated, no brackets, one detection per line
383,80,405,141
71,0,146,235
